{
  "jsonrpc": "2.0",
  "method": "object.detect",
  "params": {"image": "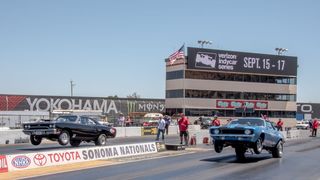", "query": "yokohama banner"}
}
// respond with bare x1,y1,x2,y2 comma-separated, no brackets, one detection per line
0,94,165,116
6,142,158,172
